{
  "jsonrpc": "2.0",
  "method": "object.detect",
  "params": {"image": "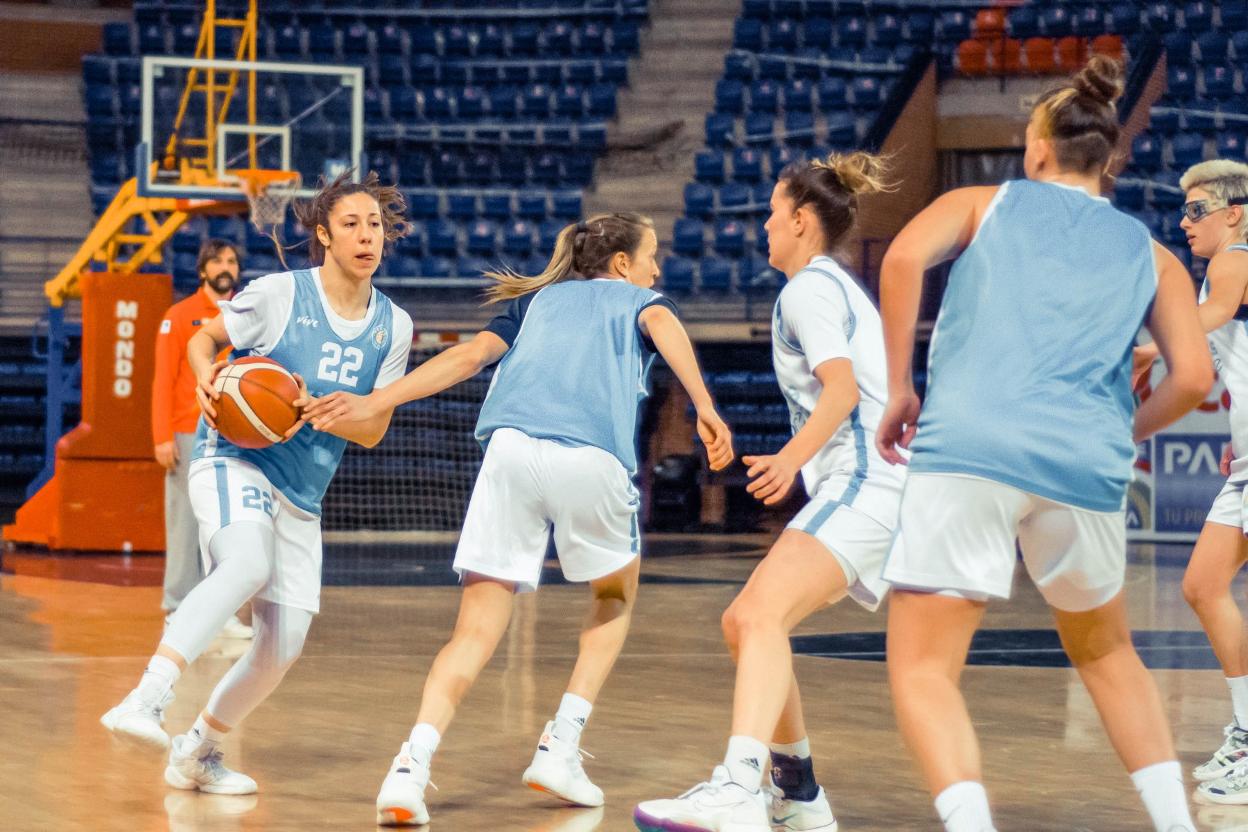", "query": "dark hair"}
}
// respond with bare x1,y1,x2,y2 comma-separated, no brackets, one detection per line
196,238,240,279
1033,55,1125,174
777,151,893,252
483,212,654,303
291,170,408,265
